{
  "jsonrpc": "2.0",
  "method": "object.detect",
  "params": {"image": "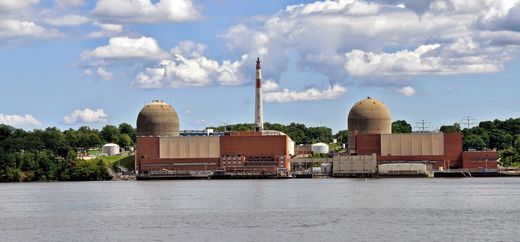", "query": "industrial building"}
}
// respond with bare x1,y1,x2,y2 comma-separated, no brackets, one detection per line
135,58,293,179
134,56,499,179
347,97,391,154
332,97,499,177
